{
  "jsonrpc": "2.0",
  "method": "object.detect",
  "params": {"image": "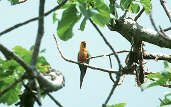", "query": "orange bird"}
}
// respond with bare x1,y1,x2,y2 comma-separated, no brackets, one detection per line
78,41,90,89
